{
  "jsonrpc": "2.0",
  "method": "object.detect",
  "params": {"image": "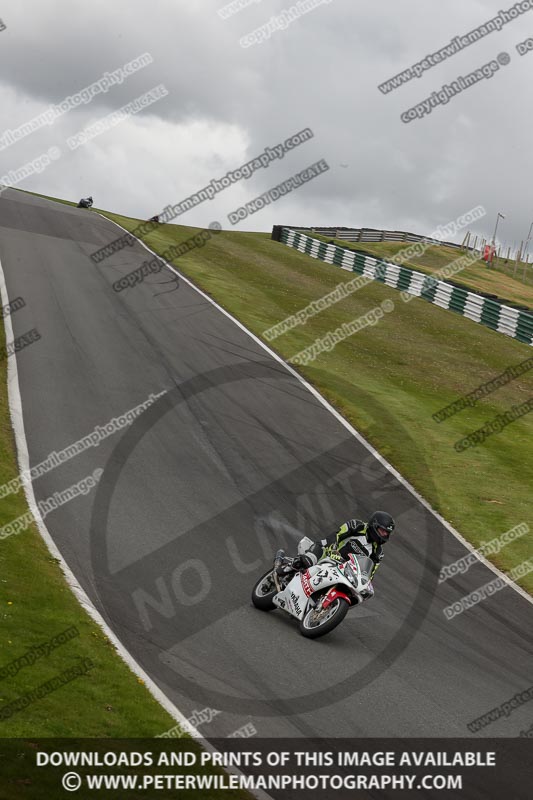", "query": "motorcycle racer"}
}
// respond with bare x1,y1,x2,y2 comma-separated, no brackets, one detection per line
293,511,395,579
